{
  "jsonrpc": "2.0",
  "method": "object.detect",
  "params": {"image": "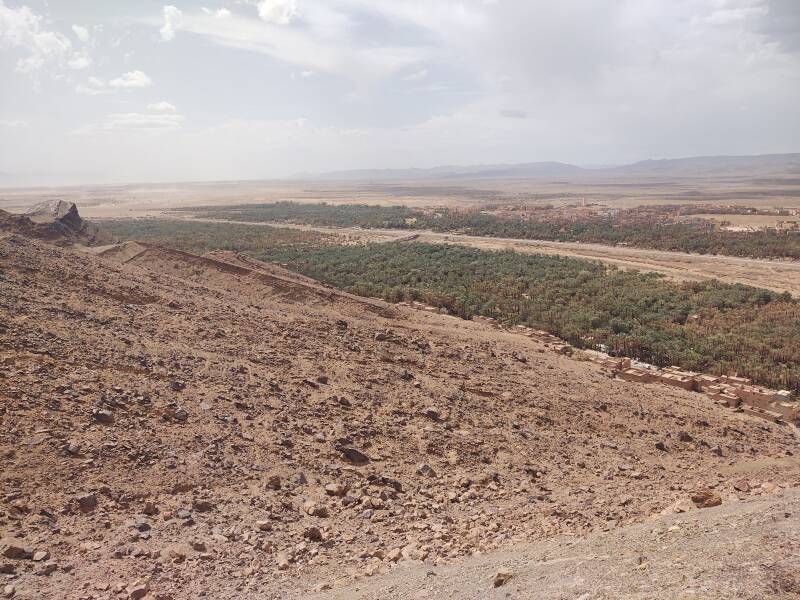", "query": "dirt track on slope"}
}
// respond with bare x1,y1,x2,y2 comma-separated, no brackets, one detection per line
305,488,800,600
